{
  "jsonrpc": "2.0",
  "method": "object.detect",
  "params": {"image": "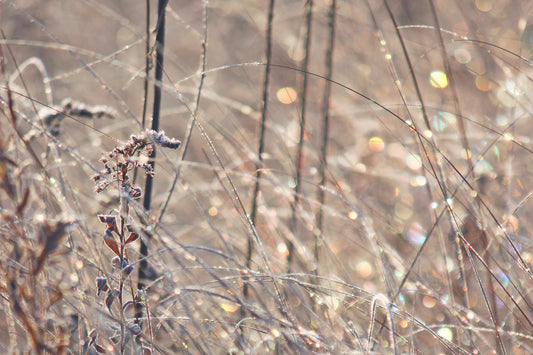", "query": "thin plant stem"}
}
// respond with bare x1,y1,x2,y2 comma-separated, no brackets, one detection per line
428,2,501,351
369,1,471,349
315,0,336,276
243,0,275,306
427,0,472,172
363,0,452,347
138,0,168,318
118,166,128,354
287,0,313,273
